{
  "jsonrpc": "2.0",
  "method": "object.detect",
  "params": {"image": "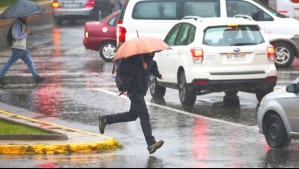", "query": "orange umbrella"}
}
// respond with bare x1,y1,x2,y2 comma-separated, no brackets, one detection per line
113,36,171,62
